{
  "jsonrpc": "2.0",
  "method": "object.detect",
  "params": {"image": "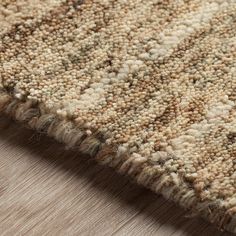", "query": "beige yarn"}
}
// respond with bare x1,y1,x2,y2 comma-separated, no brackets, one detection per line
1,0,236,232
